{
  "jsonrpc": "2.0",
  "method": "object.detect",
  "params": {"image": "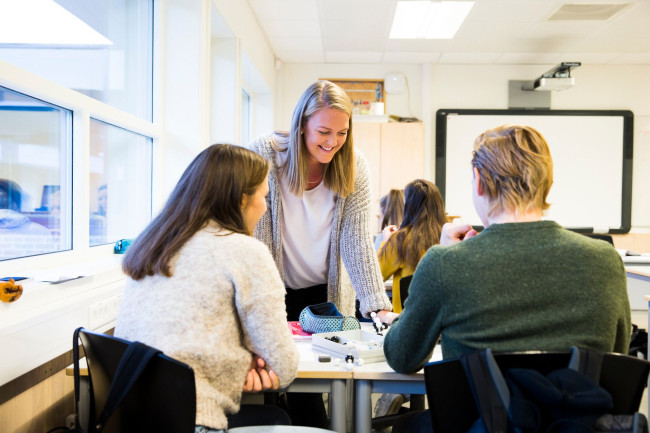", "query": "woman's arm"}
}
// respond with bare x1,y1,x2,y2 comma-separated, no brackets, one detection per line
383,250,444,373
339,152,392,317
235,238,299,389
